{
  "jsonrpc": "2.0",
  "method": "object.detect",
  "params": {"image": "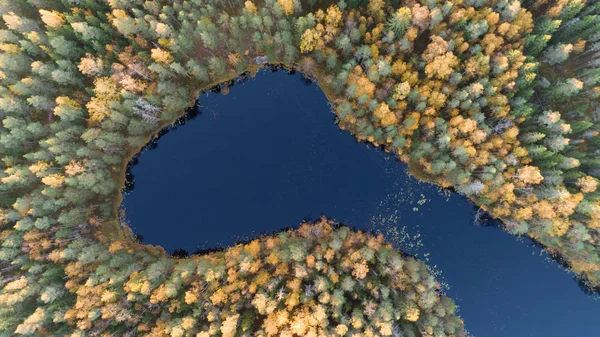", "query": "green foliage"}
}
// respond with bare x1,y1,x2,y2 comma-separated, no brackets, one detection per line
2,0,600,335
